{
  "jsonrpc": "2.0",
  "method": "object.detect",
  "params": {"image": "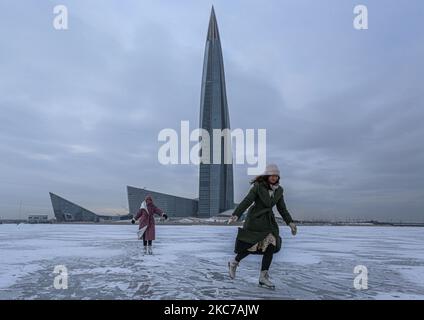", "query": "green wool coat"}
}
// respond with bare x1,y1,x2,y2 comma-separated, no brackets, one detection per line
233,181,293,253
